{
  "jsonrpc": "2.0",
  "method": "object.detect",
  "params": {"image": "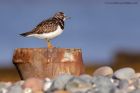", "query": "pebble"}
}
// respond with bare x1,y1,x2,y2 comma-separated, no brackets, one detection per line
0,82,12,89
79,74,93,84
0,83,6,89
0,67,140,93
113,67,135,80
0,88,8,93
92,75,113,87
135,73,140,78
8,85,23,93
128,85,136,92
133,79,140,89
22,78,44,92
91,76,115,93
0,82,12,93
50,74,73,90
23,88,32,93
111,78,120,86
43,78,53,91
112,88,127,93
14,80,24,86
118,79,129,89
65,77,92,93
93,66,113,76
130,89,140,93
86,88,97,93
